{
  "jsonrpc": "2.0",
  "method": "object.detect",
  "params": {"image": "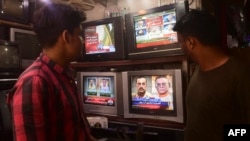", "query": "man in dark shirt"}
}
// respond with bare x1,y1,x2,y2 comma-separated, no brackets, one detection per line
7,1,96,141
173,10,250,141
